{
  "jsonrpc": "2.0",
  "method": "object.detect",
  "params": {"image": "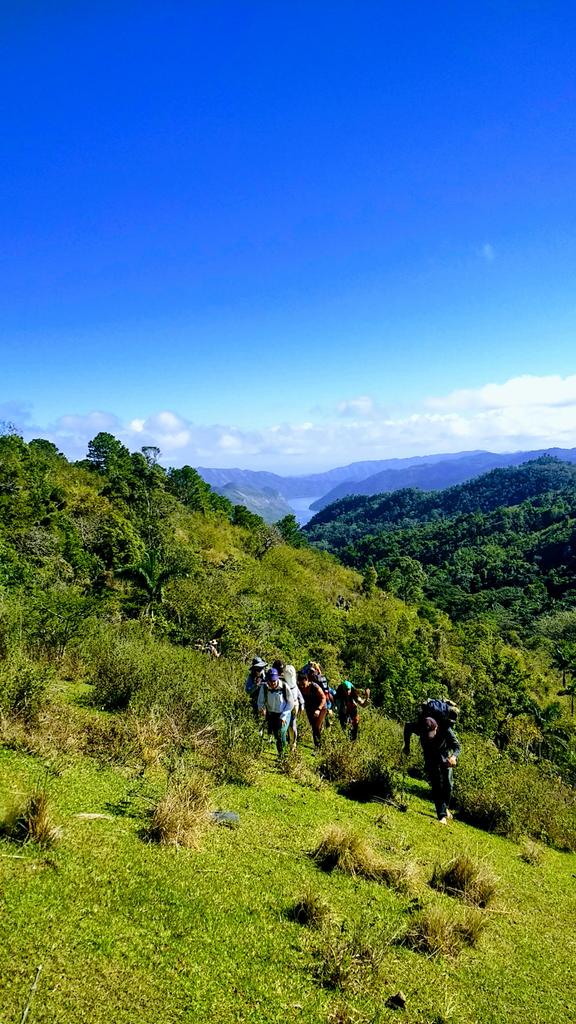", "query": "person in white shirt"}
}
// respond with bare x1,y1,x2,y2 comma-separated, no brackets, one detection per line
257,667,295,755
273,659,304,751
